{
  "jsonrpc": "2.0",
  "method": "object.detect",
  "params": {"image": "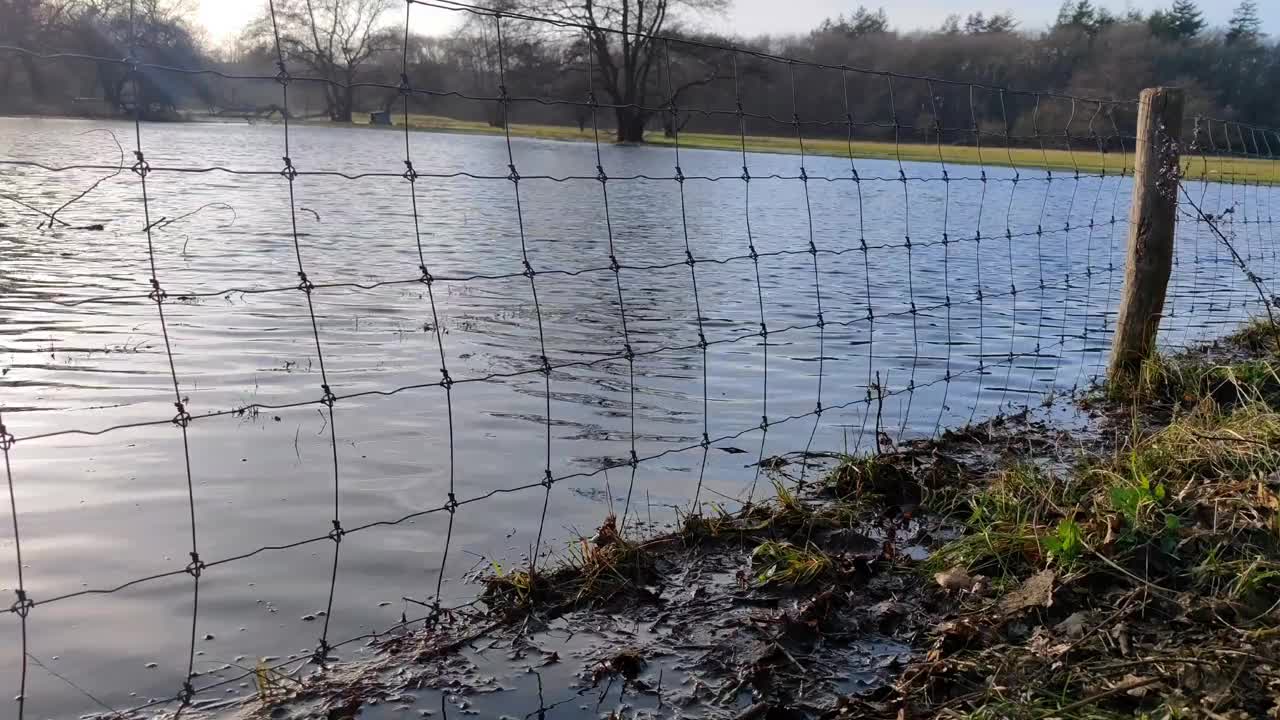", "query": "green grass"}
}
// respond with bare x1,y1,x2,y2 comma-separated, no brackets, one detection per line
750,539,834,587
347,113,1280,183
